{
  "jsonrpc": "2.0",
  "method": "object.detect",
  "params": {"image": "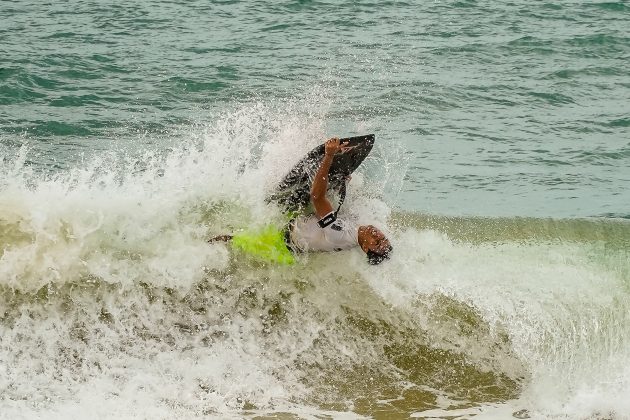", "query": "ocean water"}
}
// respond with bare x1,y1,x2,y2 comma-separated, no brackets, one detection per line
1,1,630,419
